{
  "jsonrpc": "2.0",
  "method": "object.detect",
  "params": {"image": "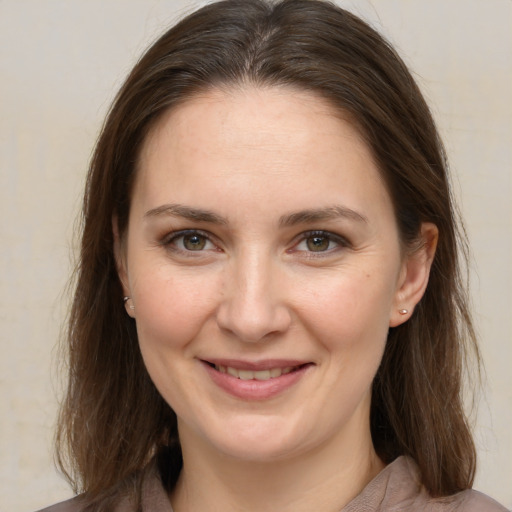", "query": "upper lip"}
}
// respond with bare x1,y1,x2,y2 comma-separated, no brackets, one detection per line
201,358,311,371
